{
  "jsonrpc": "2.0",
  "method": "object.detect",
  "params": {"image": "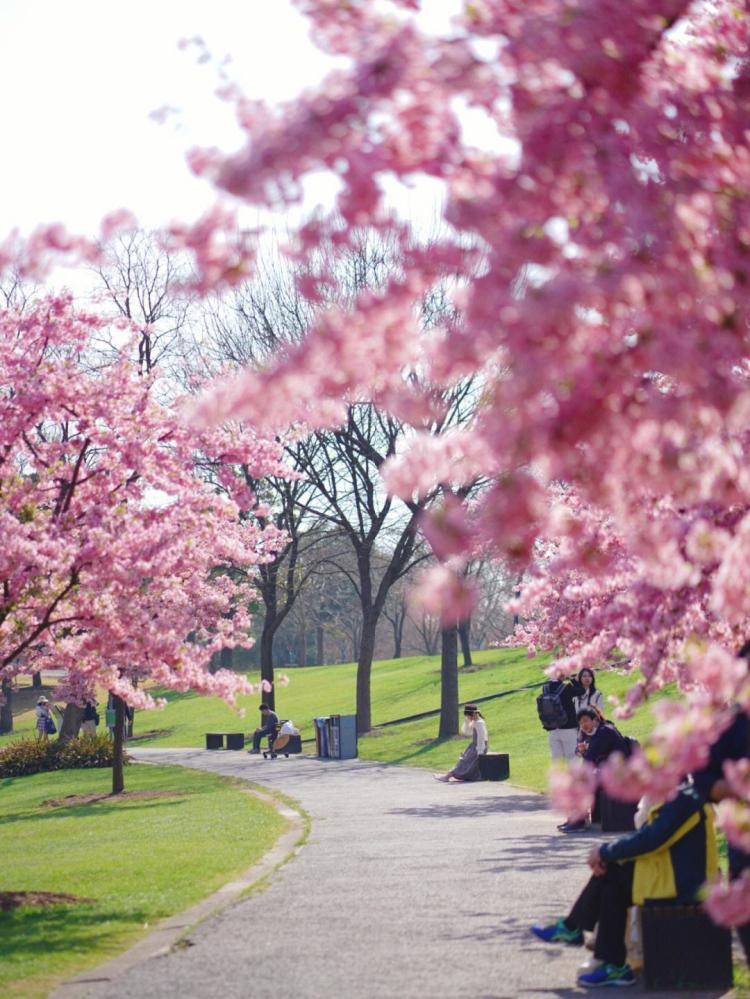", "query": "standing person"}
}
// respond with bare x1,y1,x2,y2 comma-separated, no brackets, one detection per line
433,705,488,782
537,675,584,832
81,699,99,735
35,696,54,739
538,676,583,762
249,702,279,755
574,668,604,714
